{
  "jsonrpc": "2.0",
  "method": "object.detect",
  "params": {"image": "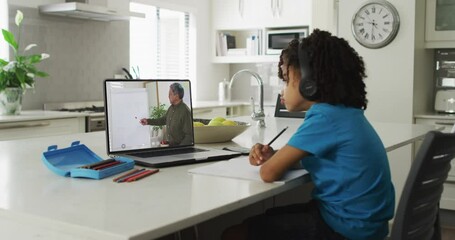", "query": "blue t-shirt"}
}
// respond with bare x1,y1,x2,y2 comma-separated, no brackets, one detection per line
288,103,395,240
